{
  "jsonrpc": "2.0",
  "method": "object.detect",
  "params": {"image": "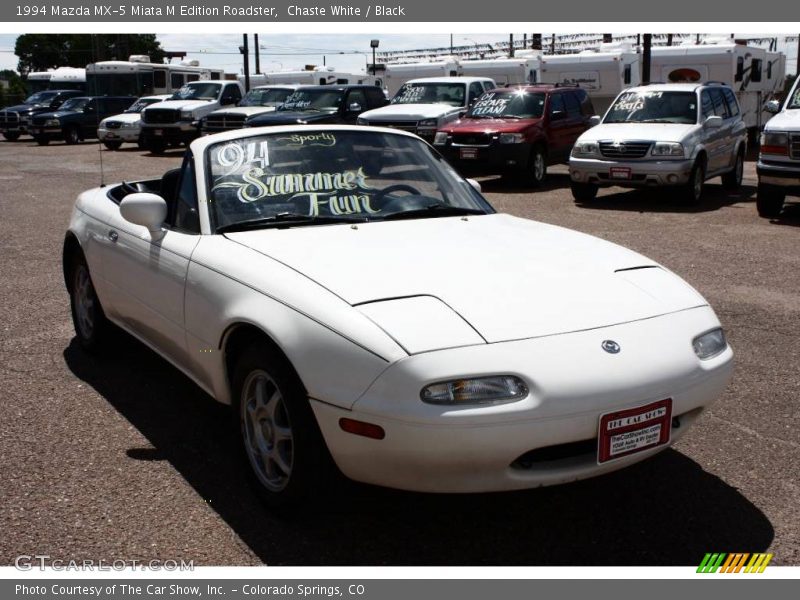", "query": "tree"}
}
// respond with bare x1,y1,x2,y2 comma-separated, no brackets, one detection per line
14,34,165,76
0,69,29,105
